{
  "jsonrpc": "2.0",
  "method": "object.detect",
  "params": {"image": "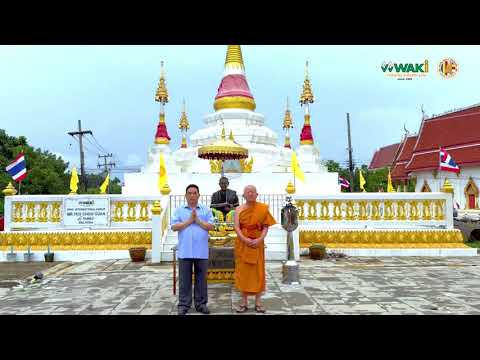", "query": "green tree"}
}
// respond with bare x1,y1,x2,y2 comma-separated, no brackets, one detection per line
322,160,352,192
1,129,70,215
